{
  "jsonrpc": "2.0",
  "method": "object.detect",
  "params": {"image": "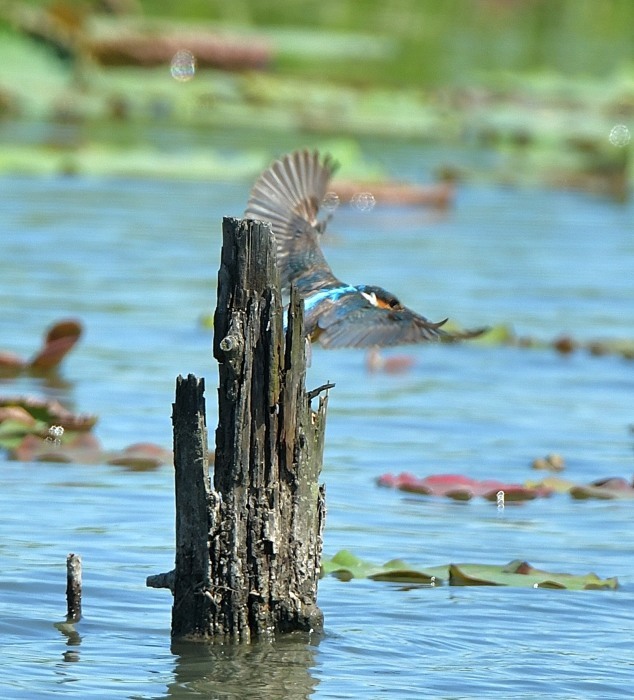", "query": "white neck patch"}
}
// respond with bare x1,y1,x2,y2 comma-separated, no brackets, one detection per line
360,290,379,307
